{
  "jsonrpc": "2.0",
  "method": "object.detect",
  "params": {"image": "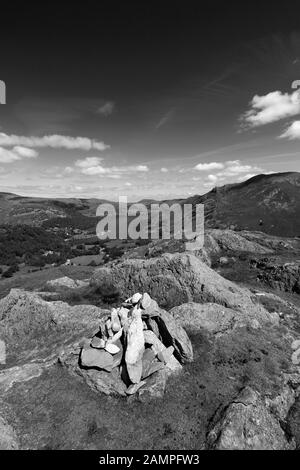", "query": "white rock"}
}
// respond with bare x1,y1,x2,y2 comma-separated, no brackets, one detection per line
291,339,300,351
0,340,6,365
111,308,121,332
105,319,113,338
131,293,142,304
141,293,152,309
157,346,175,364
107,328,123,344
105,343,121,355
144,330,164,353
144,330,182,374
125,306,145,383
118,307,129,327
291,349,300,365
